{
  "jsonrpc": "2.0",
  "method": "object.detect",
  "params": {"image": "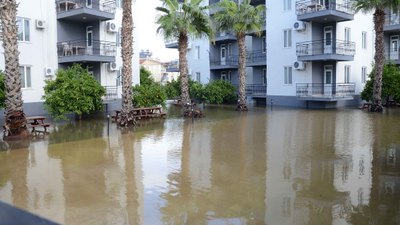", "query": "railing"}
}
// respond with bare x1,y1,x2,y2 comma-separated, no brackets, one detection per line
296,39,355,57
296,83,355,98
56,0,116,14
210,56,239,66
385,14,400,26
247,50,266,64
57,40,116,57
234,84,267,97
103,86,118,100
386,48,400,61
295,0,355,16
